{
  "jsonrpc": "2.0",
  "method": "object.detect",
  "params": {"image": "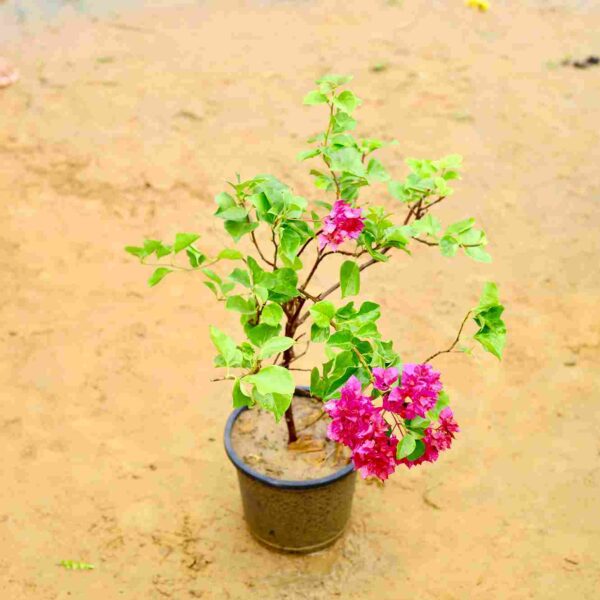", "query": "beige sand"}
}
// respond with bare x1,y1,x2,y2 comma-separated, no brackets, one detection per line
1,0,599,598
232,396,350,481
